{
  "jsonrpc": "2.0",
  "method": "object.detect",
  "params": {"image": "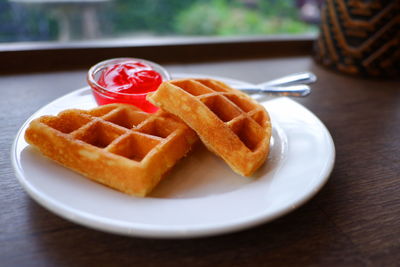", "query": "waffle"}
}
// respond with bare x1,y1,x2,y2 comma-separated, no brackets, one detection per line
24,104,197,197
148,78,272,176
